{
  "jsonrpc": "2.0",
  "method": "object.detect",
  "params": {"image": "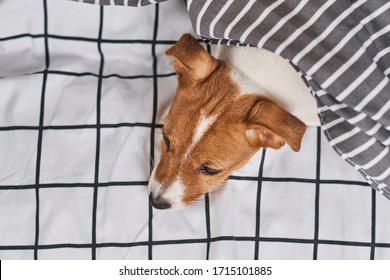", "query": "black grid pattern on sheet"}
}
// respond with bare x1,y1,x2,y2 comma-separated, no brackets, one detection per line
0,0,169,260
32,0,50,261
0,0,389,260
